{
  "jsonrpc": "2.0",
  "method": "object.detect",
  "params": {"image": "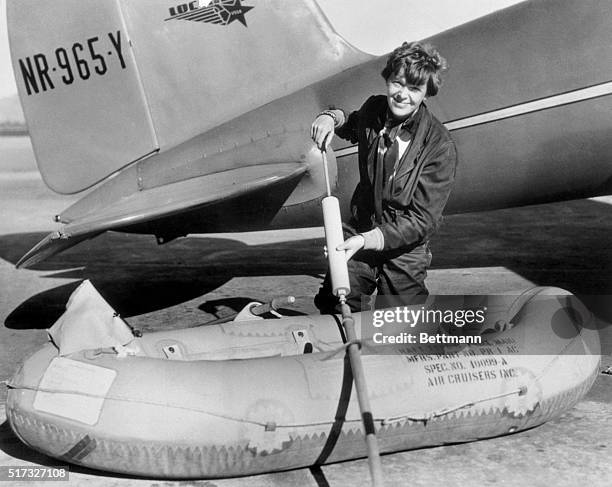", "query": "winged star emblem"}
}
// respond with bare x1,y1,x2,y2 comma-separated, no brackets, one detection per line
166,0,254,27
